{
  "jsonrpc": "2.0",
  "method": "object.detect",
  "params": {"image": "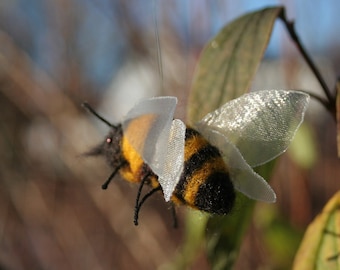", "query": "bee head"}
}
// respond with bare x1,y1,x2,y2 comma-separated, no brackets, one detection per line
82,102,125,168
86,126,124,167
